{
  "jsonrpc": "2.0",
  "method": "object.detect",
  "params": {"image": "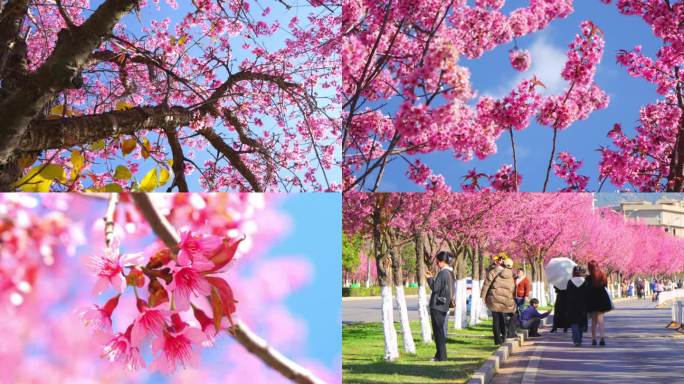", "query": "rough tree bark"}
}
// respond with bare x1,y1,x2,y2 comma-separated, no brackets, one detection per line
415,232,432,343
